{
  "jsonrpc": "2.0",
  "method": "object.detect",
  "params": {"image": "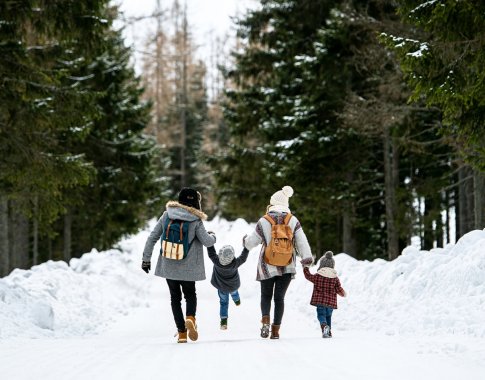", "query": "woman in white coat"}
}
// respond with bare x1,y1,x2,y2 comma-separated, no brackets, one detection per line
244,185,313,339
